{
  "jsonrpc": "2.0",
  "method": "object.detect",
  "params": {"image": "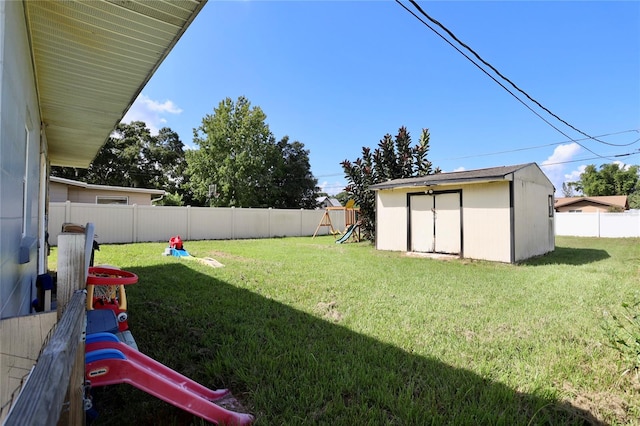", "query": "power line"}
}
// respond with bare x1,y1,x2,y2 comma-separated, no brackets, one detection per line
394,0,622,159
437,129,640,162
